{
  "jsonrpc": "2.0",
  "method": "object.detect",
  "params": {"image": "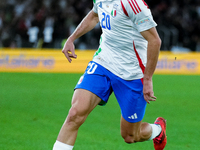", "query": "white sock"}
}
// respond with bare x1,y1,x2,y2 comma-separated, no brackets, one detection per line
53,140,74,150
148,124,162,140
